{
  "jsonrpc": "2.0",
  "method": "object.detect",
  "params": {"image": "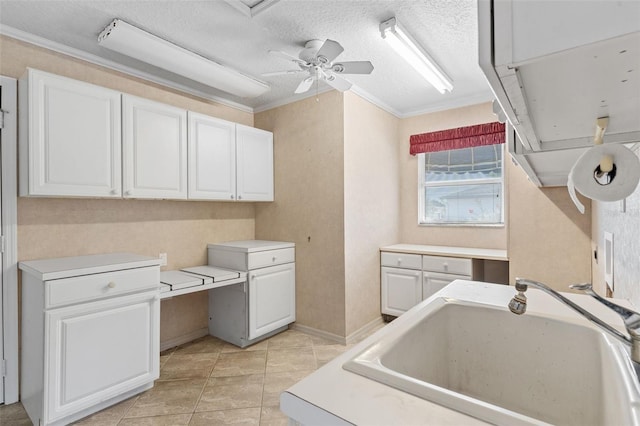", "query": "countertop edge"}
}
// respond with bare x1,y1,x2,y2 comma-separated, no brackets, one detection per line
380,244,508,261
19,253,161,281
